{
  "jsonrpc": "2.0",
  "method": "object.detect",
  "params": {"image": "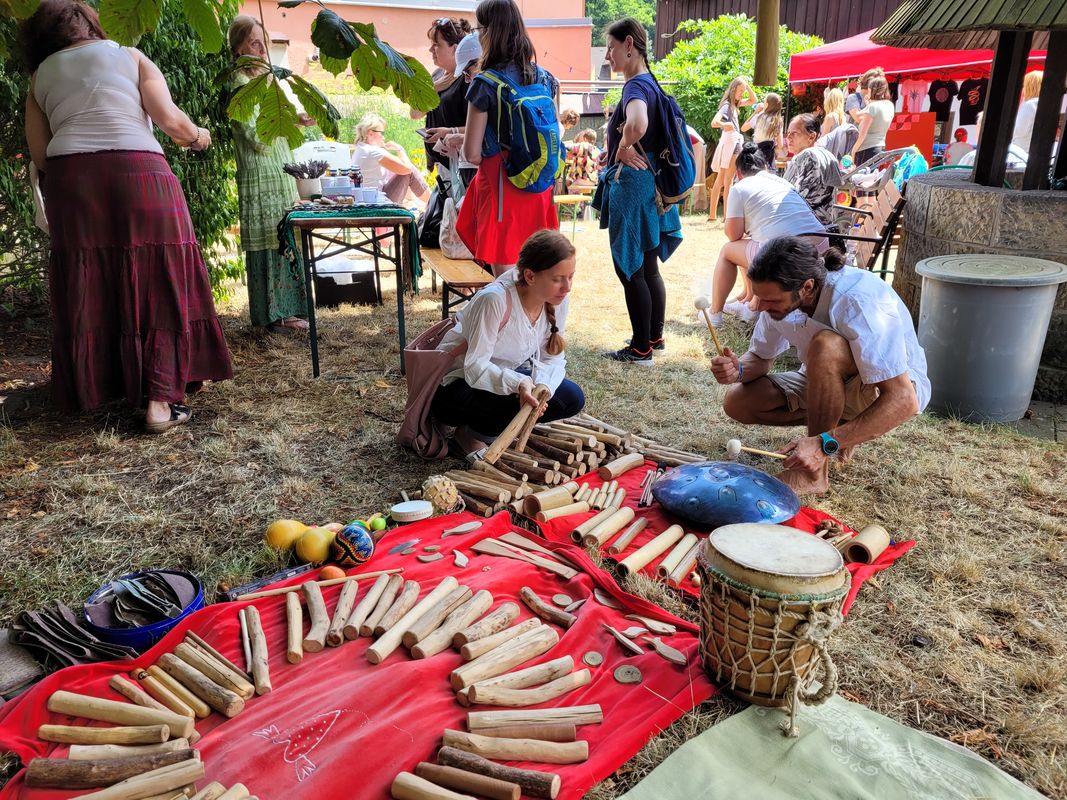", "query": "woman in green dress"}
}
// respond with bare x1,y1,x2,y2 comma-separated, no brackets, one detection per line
227,16,310,332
